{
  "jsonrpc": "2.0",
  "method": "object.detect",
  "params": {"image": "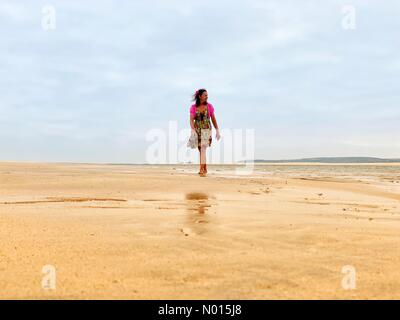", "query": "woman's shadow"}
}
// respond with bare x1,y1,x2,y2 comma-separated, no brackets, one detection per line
184,192,214,235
